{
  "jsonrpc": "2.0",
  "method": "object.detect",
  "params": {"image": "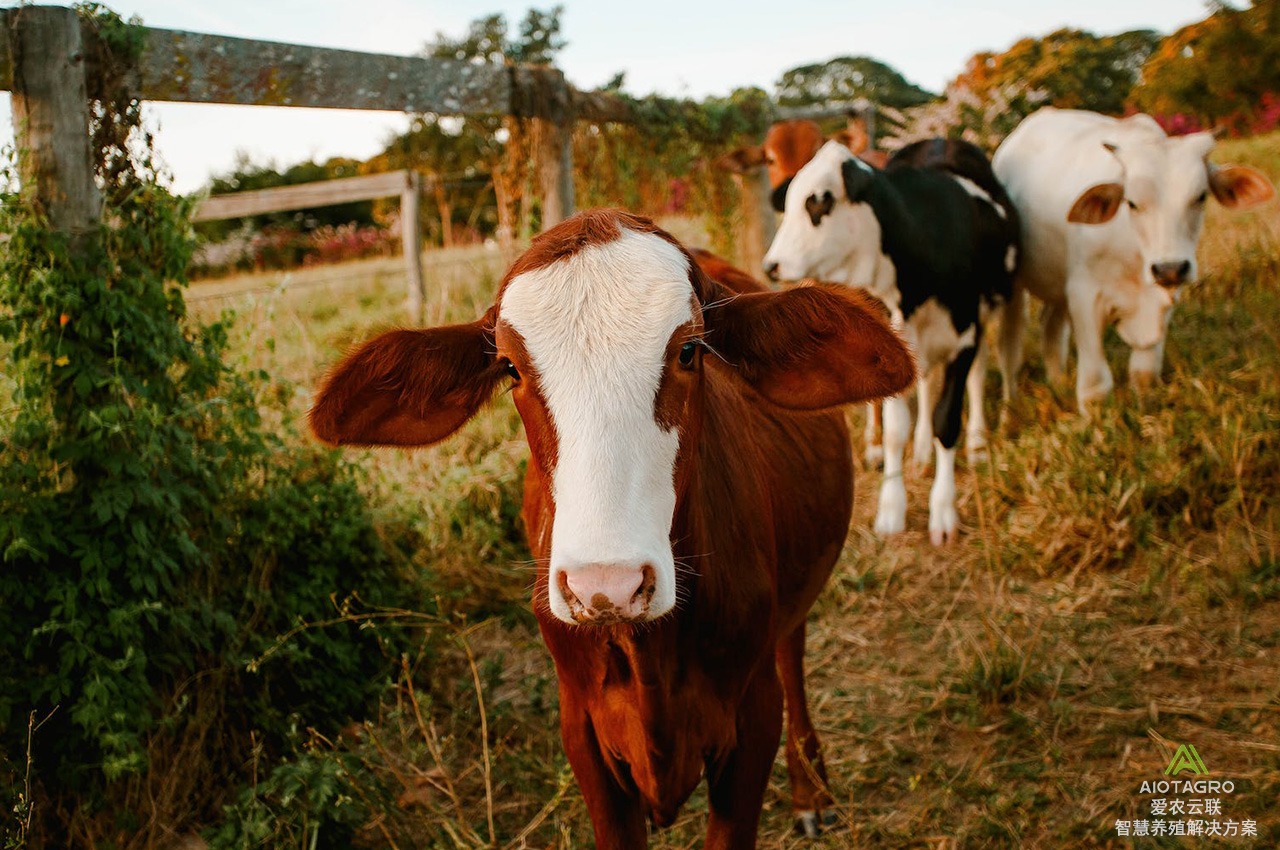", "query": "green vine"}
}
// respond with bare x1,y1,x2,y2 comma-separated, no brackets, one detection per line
1,6,408,846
